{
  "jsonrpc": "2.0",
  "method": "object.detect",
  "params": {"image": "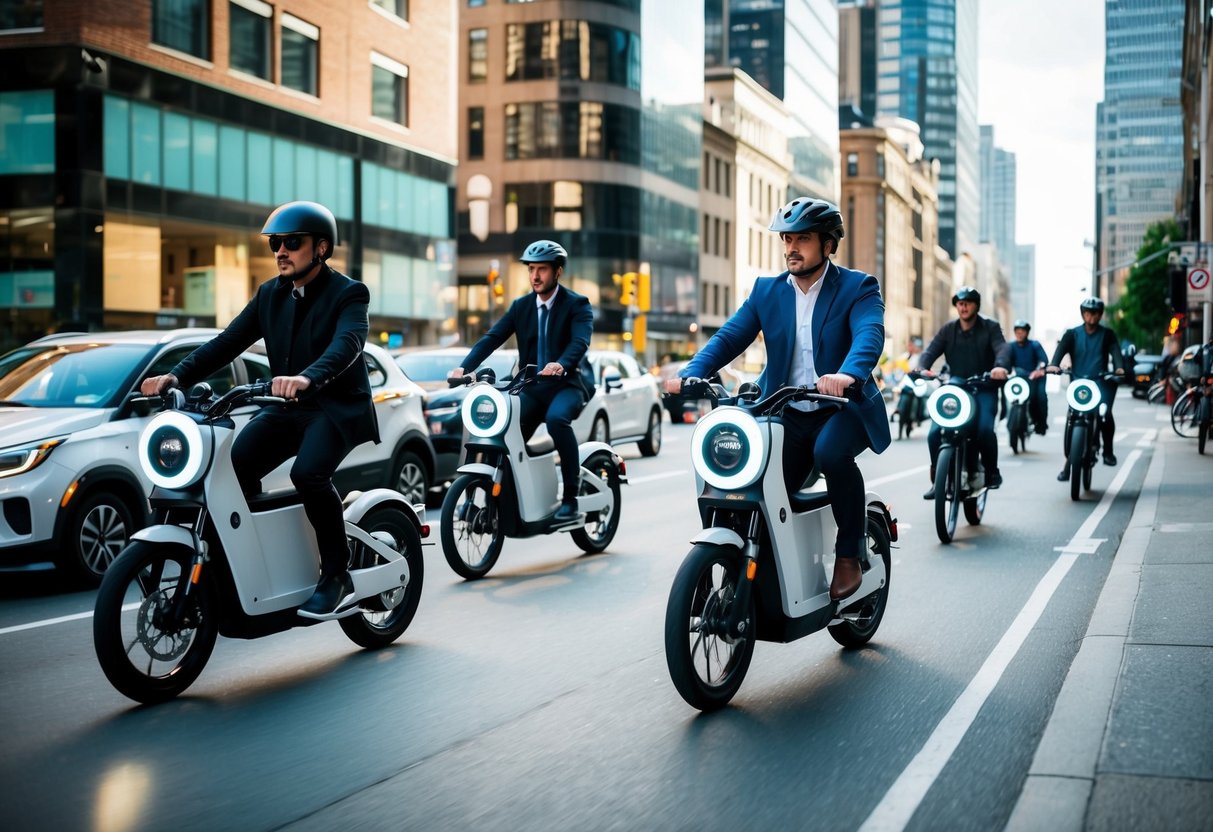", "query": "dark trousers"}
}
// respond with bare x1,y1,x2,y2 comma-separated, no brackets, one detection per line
1028,378,1049,430
231,405,355,575
518,382,585,503
781,407,870,559
927,389,999,475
